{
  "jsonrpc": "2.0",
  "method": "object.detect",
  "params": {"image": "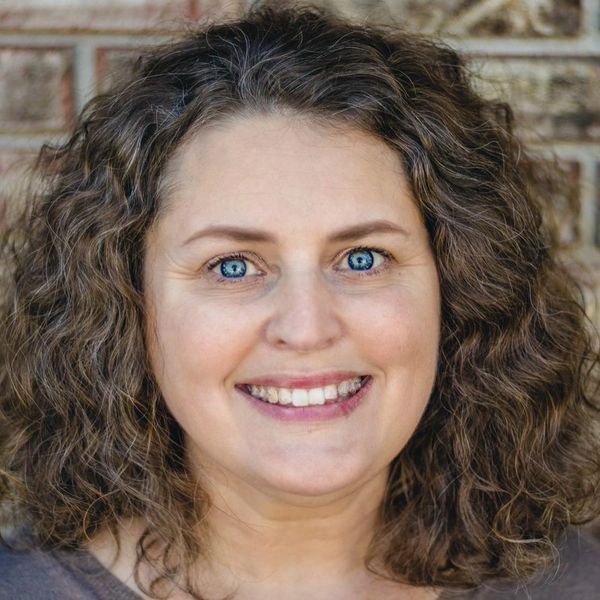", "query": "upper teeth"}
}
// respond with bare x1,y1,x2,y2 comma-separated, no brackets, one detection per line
246,377,366,407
